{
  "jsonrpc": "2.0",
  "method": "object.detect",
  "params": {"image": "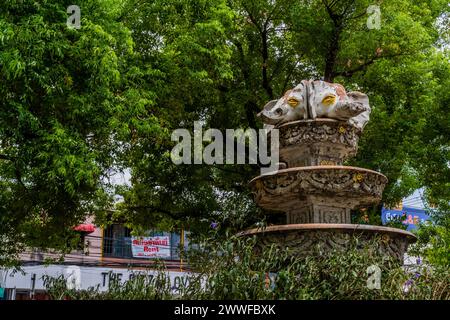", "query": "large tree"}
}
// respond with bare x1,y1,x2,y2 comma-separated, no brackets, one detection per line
0,0,161,265
115,0,449,233
1,0,449,263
